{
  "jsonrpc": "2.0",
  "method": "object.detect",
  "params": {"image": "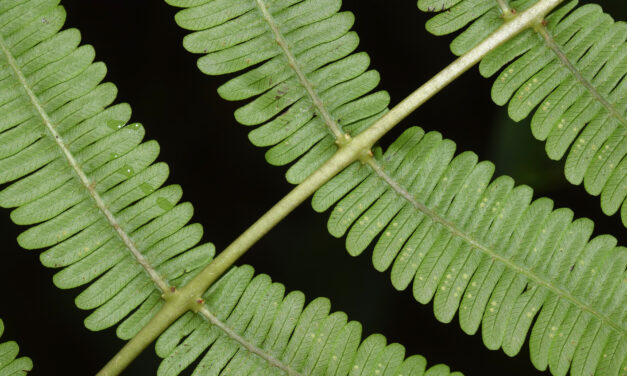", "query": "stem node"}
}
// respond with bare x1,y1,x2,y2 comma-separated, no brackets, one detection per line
358,148,374,164
335,132,352,147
